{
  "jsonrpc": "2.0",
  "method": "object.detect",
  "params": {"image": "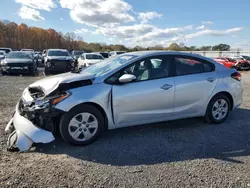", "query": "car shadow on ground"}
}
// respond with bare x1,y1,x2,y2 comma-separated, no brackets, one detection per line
36,108,250,166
